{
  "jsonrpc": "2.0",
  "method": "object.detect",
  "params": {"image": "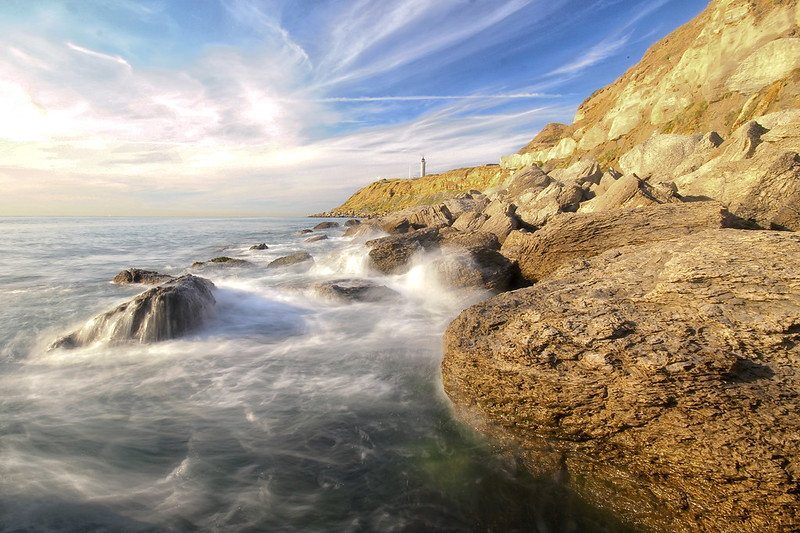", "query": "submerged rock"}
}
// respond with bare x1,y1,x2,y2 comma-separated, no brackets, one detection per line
443,229,800,532
305,235,328,243
311,279,401,302
51,275,216,349
112,268,174,285
267,252,314,269
250,243,269,250
192,256,250,267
